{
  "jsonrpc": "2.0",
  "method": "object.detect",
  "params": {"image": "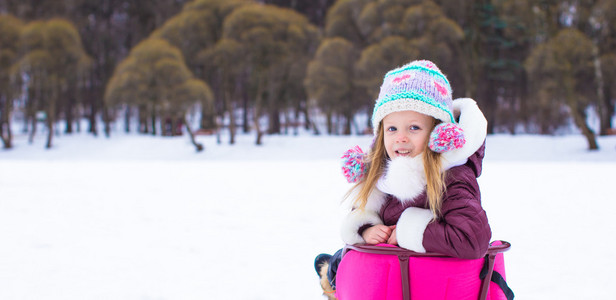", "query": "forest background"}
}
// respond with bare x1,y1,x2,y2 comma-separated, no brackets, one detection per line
1,0,615,151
